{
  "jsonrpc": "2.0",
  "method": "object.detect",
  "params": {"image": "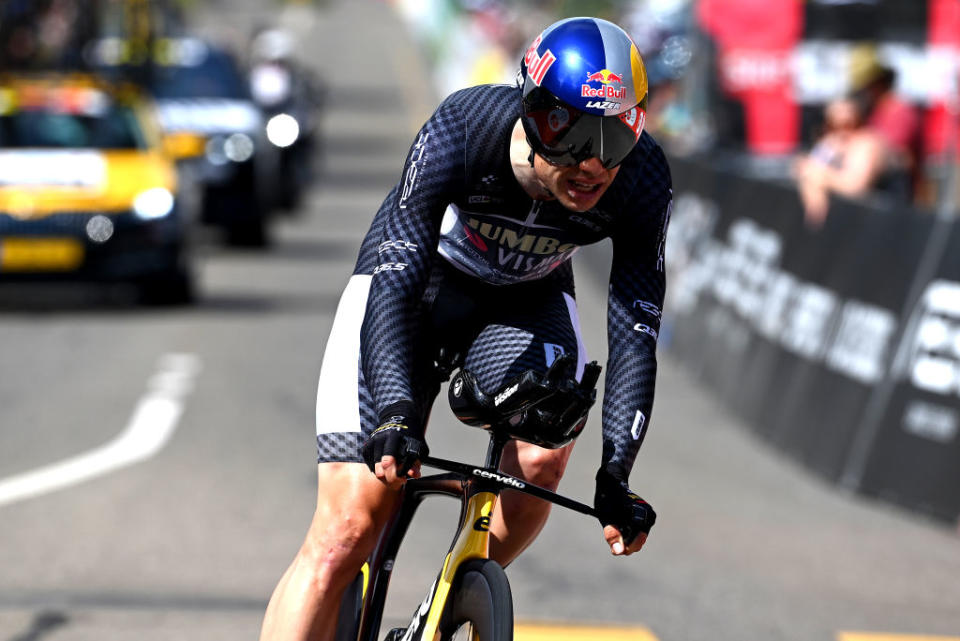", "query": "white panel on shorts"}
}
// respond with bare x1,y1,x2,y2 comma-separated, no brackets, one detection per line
562,292,588,381
316,275,372,434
